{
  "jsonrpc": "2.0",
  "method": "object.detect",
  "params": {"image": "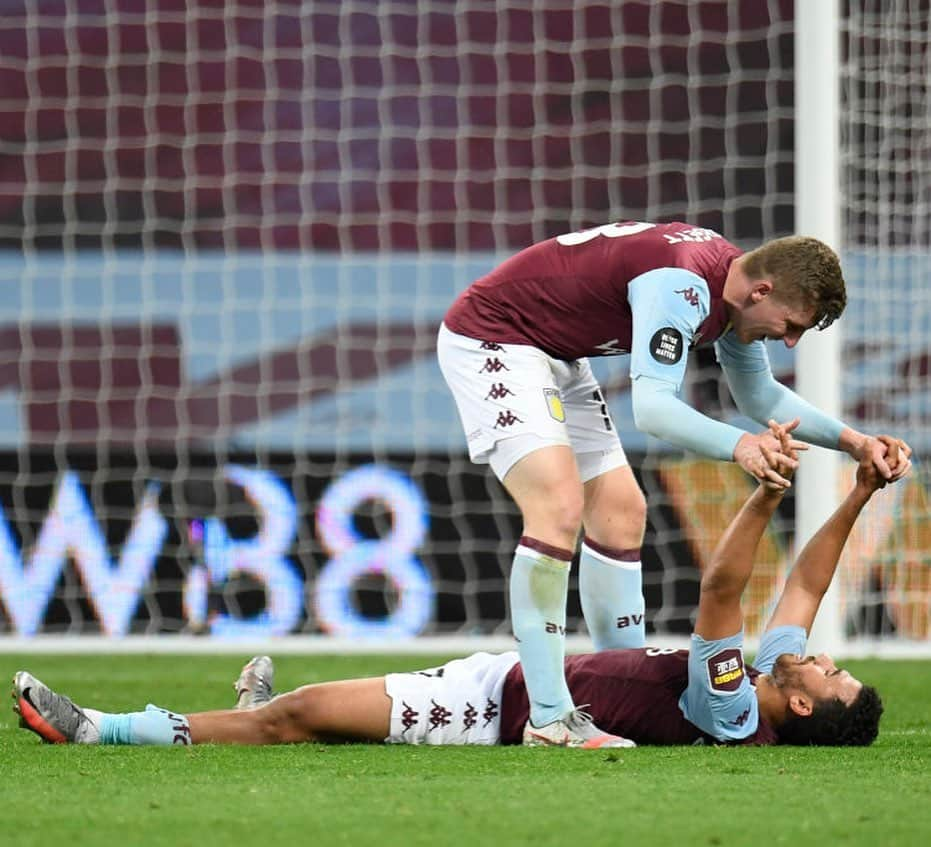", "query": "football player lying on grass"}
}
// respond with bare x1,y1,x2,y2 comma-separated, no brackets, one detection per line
14,422,909,748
